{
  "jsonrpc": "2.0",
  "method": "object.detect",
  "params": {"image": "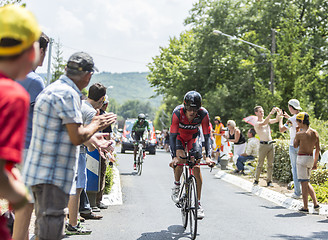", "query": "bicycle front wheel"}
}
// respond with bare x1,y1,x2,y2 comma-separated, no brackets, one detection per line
137,150,143,175
189,175,198,239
